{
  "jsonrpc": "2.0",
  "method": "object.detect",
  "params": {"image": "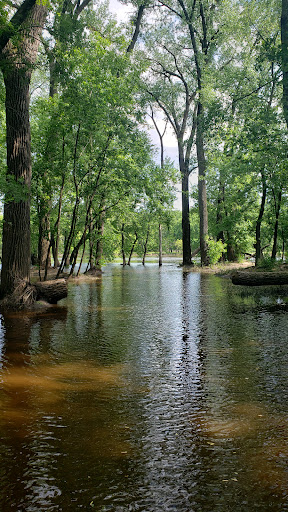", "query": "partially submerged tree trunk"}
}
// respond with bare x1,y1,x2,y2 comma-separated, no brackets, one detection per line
121,224,126,266
181,169,192,265
1,279,67,309
159,223,163,267
232,271,288,286
34,279,68,303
